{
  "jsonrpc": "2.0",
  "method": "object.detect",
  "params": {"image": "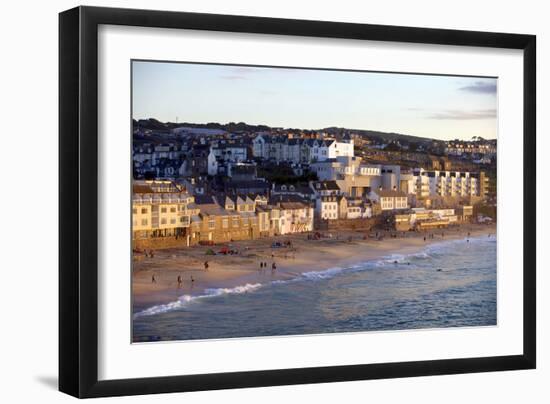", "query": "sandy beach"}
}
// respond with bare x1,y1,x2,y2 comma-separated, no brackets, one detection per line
132,223,496,312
